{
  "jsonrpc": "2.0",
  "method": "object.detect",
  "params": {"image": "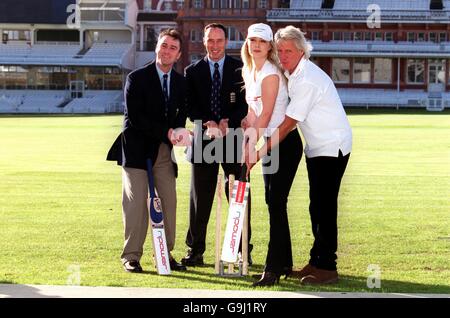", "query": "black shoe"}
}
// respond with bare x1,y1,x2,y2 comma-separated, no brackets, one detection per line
252,271,280,287
169,258,187,271
123,260,143,273
252,267,291,280
181,251,204,266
